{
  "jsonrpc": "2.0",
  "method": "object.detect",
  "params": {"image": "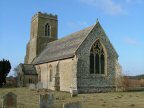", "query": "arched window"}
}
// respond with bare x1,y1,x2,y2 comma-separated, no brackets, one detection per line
90,40,105,74
45,23,50,36
49,65,52,82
